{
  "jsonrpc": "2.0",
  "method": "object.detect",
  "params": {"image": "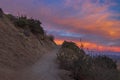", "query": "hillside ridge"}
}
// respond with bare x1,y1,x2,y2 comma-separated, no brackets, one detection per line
0,8,56,70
